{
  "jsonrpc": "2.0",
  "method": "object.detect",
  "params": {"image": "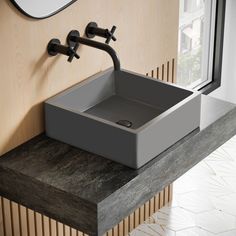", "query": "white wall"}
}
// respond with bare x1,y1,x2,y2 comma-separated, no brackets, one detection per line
210,0,236,103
